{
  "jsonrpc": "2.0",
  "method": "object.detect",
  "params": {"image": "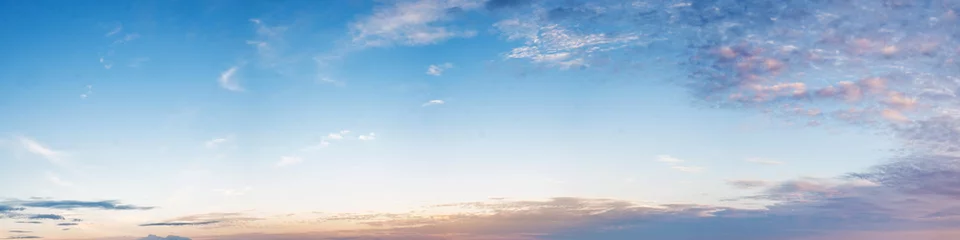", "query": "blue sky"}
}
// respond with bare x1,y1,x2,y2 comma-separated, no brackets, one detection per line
3,0,960,240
